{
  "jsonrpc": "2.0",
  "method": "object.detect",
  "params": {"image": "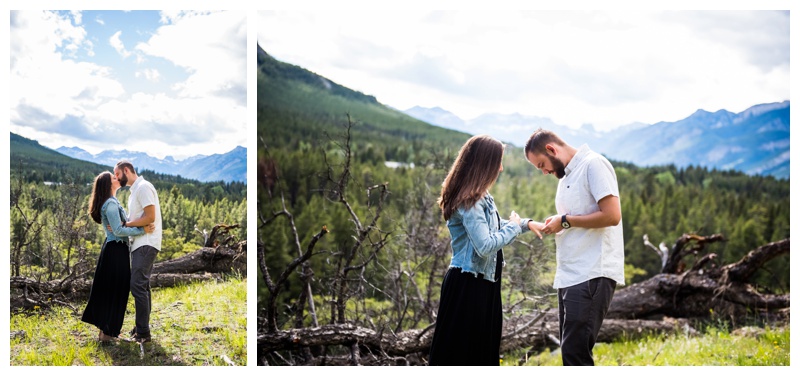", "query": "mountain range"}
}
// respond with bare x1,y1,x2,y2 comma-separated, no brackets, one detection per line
56,145,247,183
259,44,788,180
404,101,789,179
